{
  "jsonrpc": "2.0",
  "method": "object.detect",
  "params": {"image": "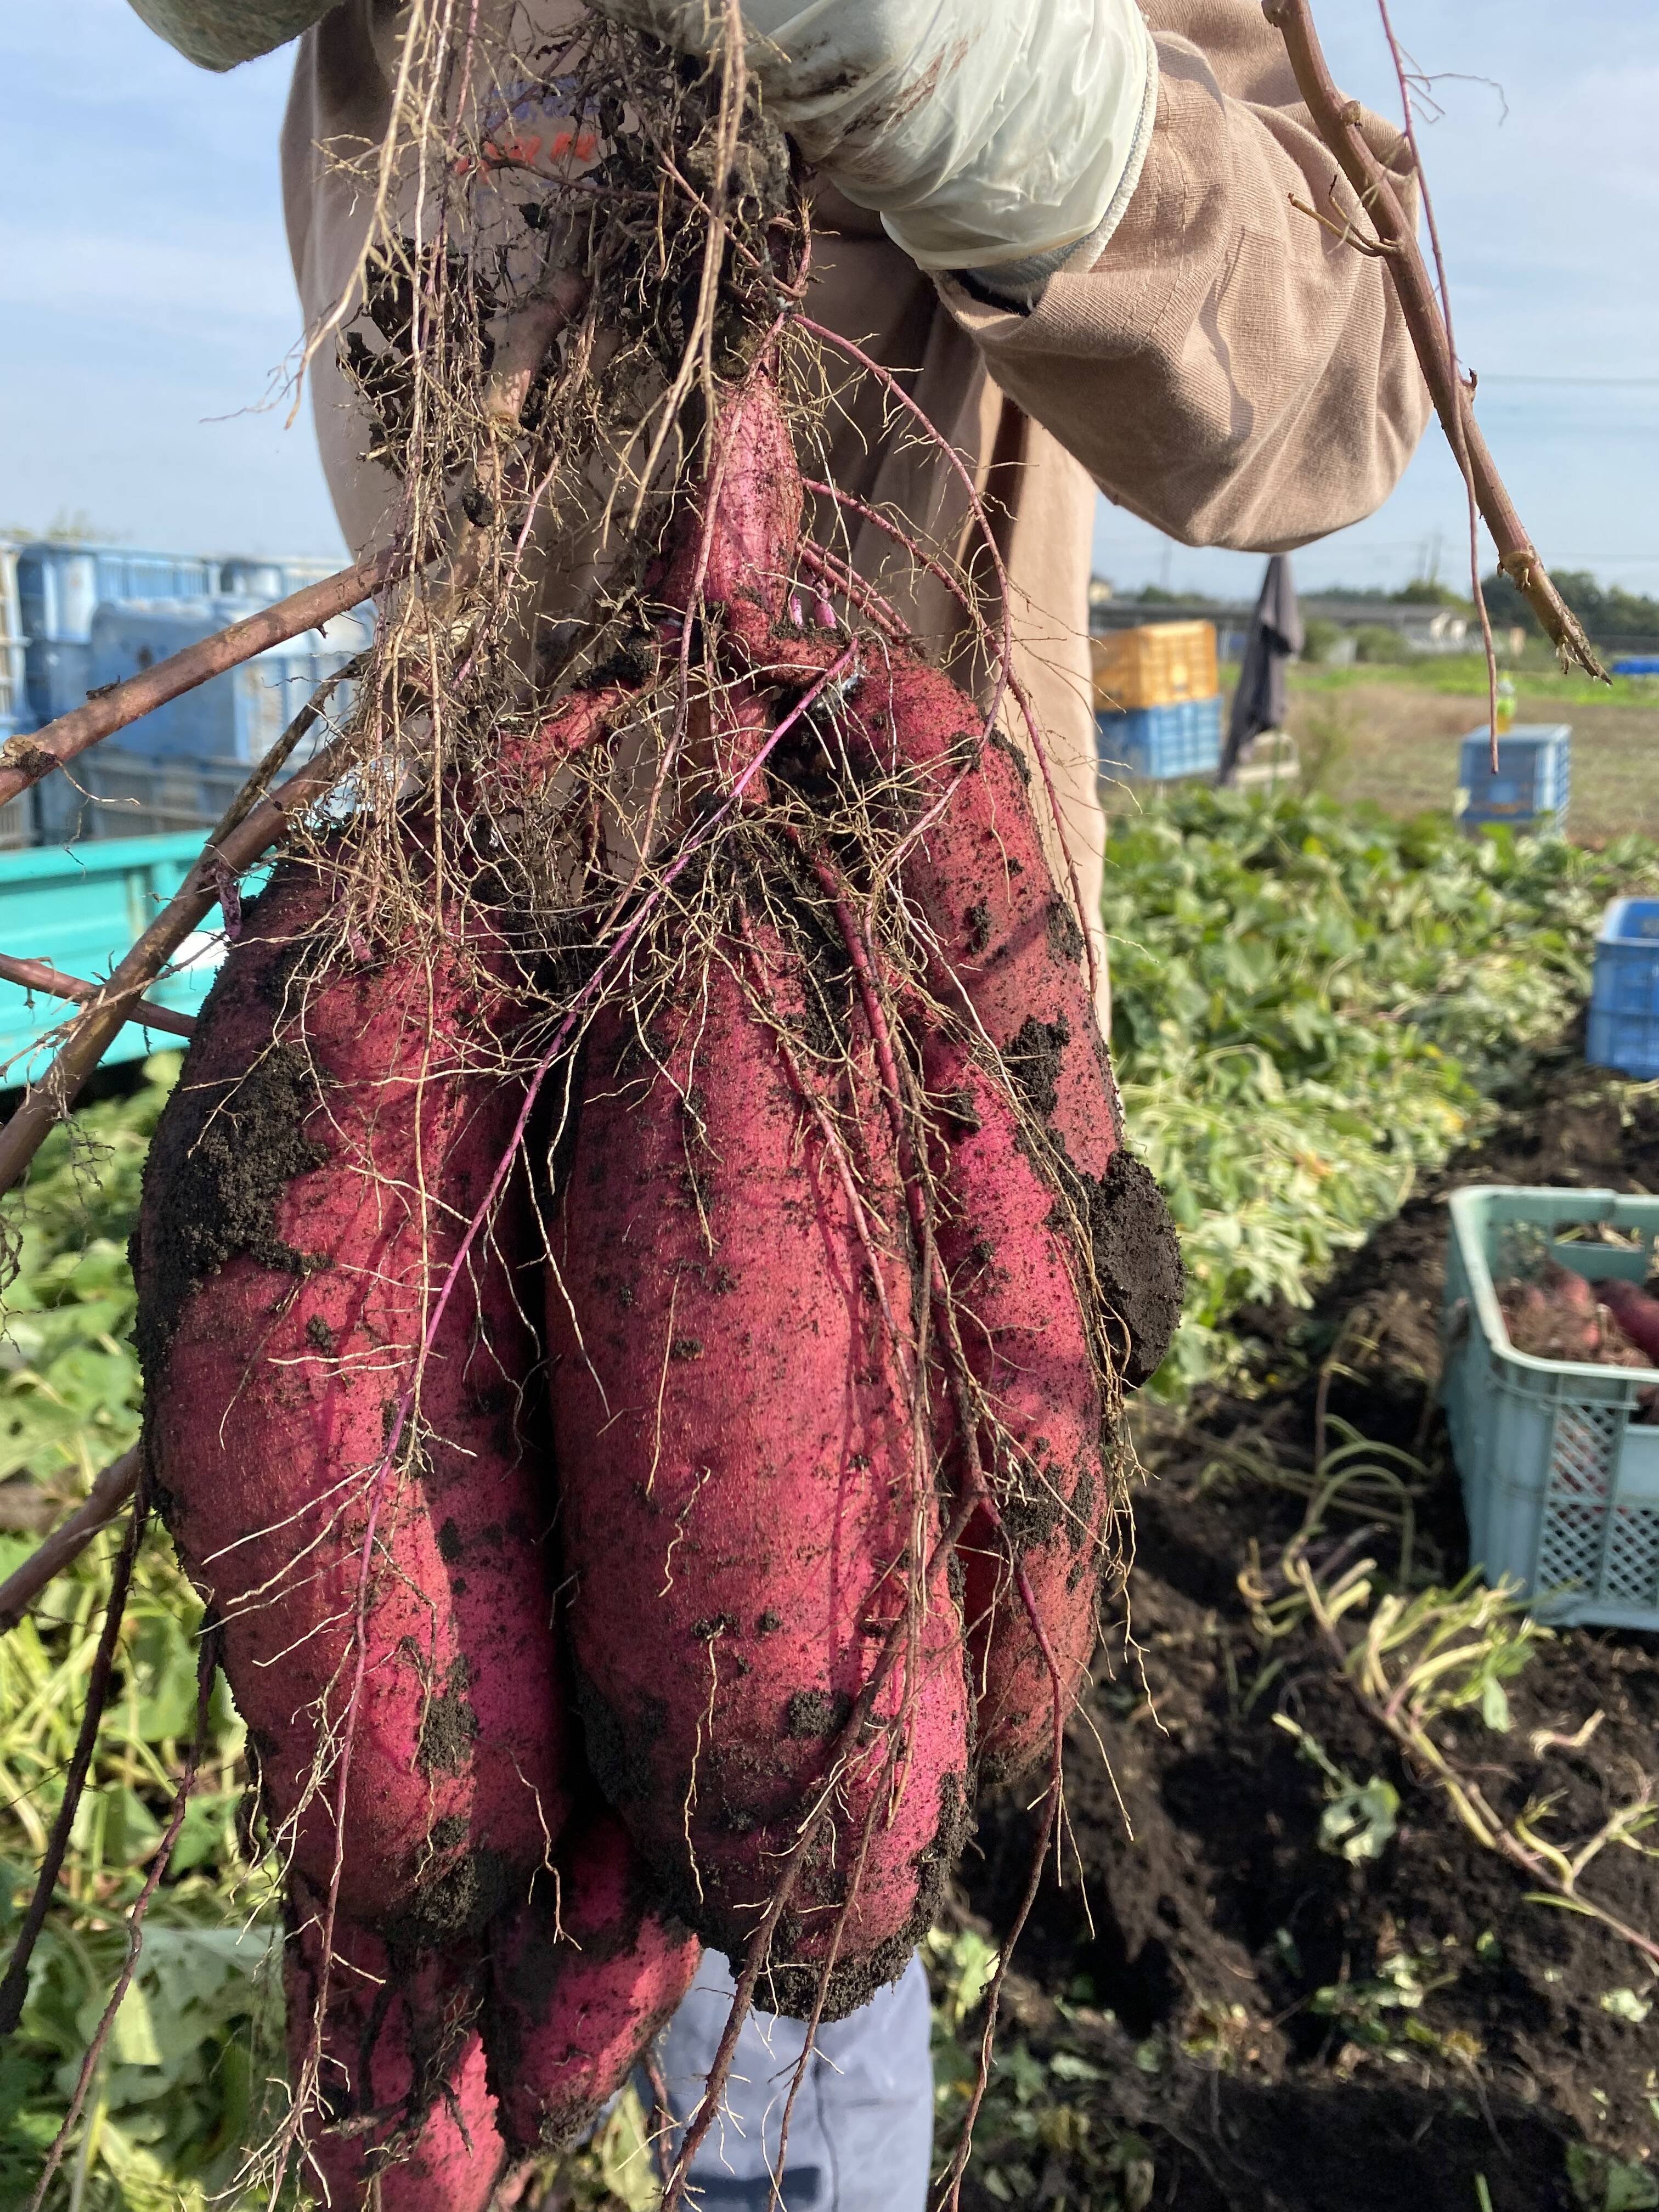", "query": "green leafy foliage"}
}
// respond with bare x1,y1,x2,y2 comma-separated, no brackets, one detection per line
4,799,1659,2199
0,1506,284,2210
0,1059,179,1489
1272,1719,1400,1865
1307,1945,1472,2063
0,1061,285,2209
1104,792,1659,1385
927,1932,1155,2210
1566,2141,1659,2212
